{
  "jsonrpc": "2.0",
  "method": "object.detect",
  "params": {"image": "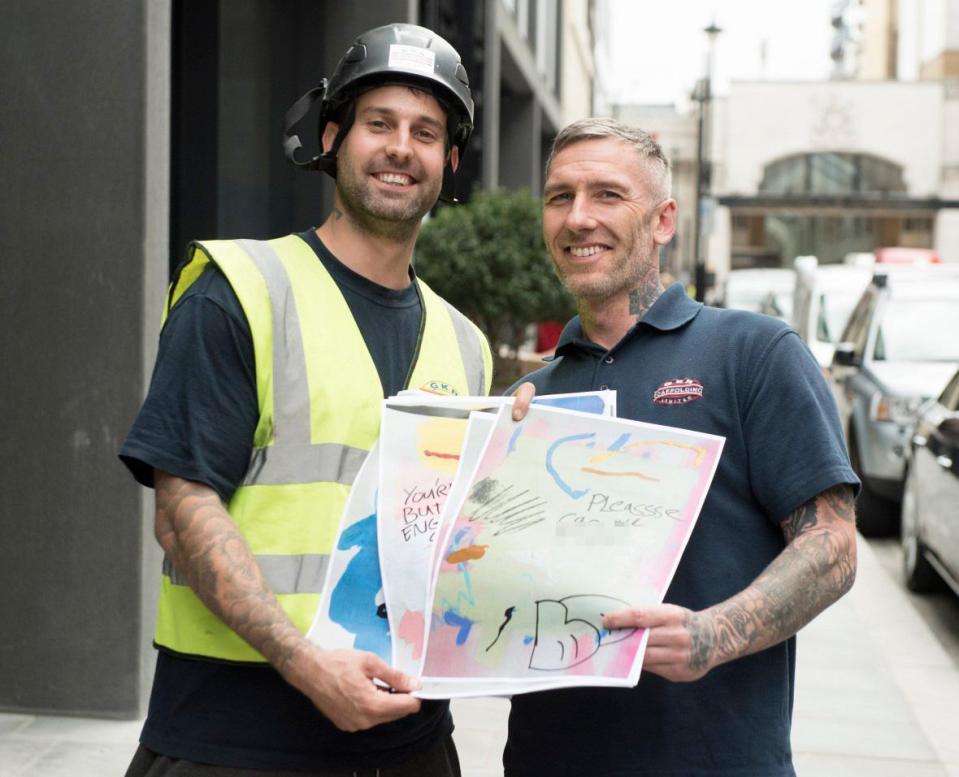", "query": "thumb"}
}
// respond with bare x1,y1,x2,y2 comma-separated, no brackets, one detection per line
366,656,421,692
512,381,536,421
